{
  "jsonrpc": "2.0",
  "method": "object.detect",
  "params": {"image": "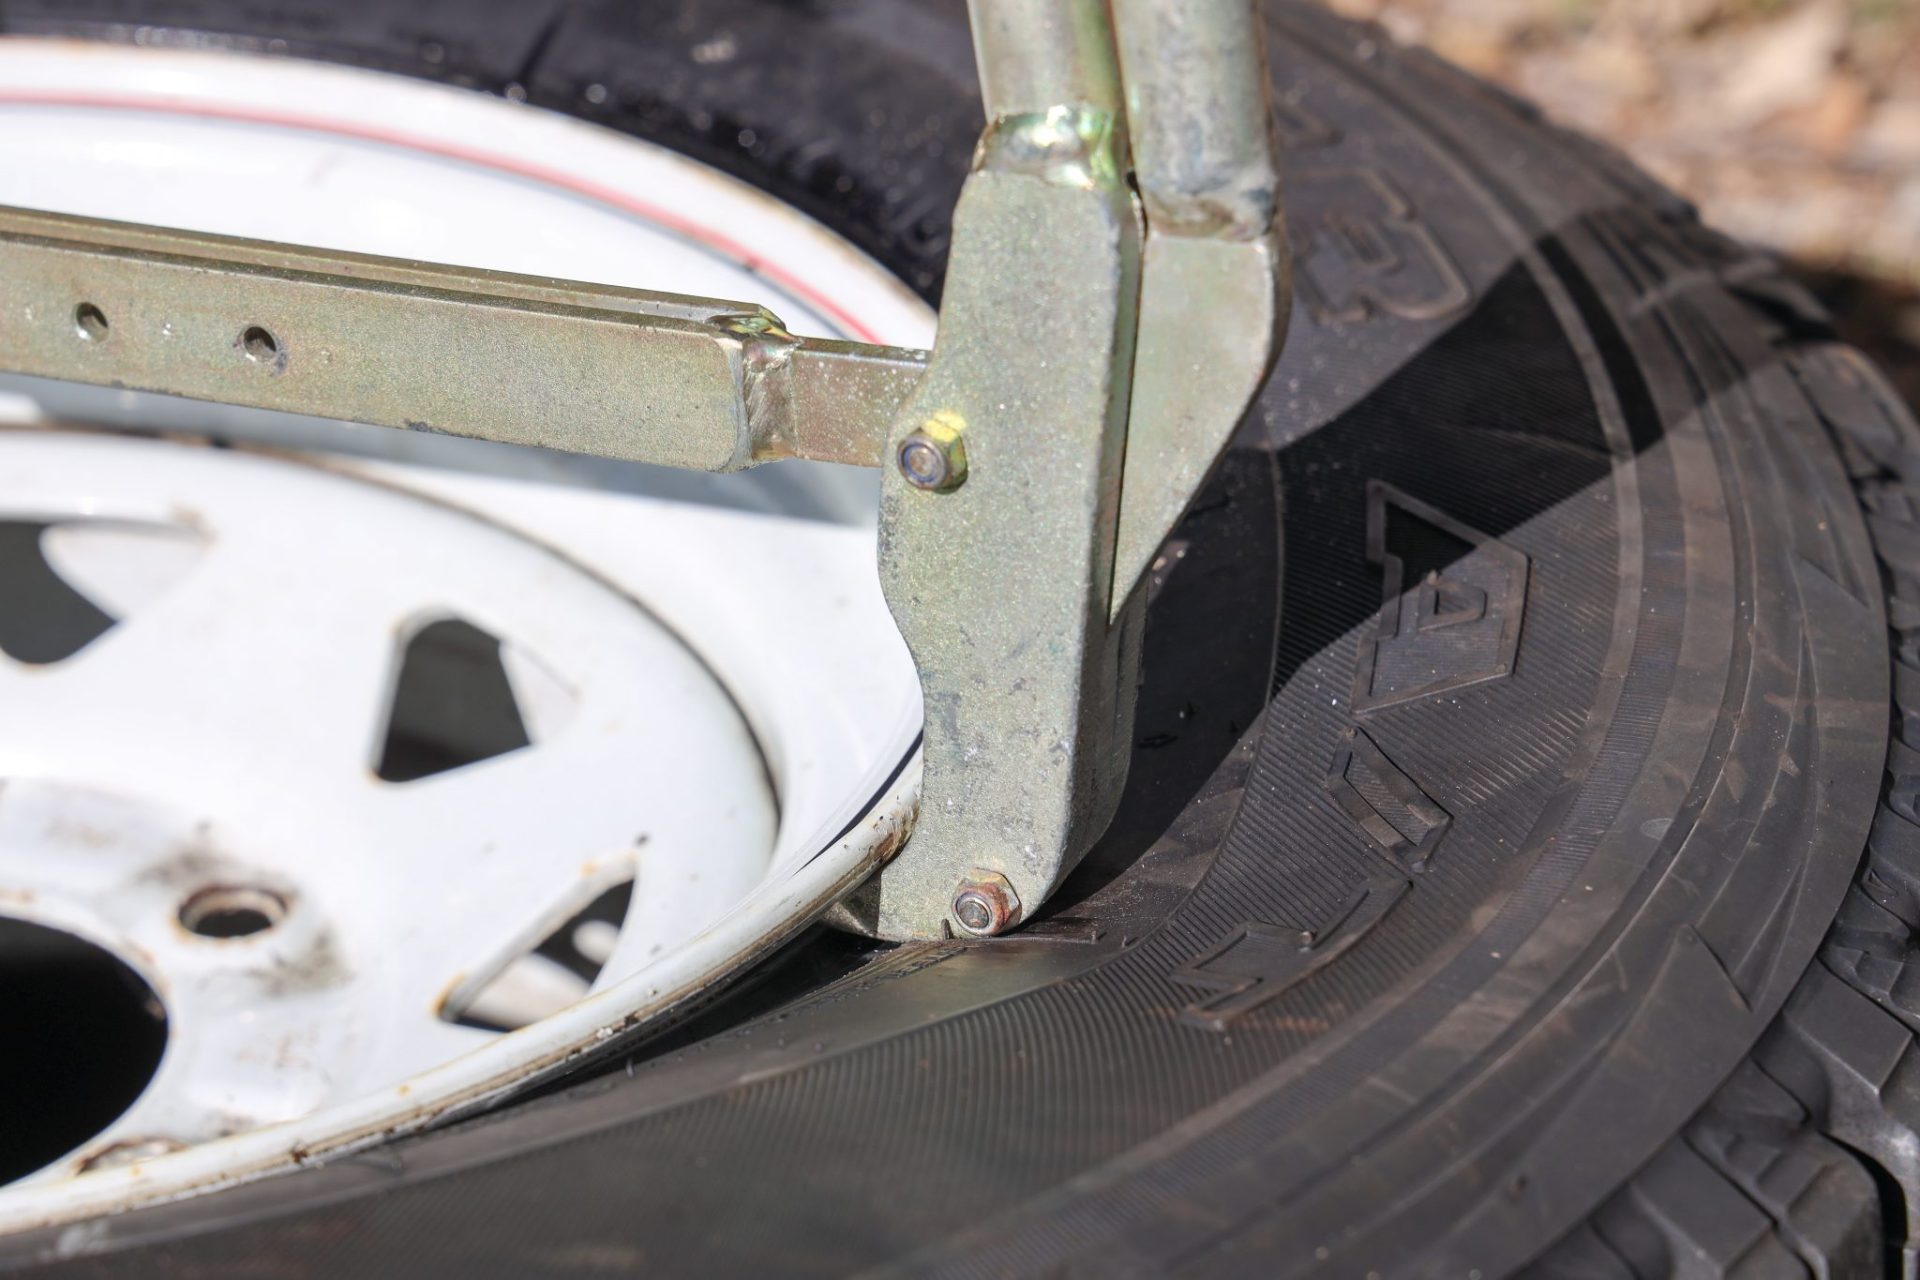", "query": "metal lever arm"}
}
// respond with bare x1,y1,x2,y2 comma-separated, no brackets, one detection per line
0,205,926,471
